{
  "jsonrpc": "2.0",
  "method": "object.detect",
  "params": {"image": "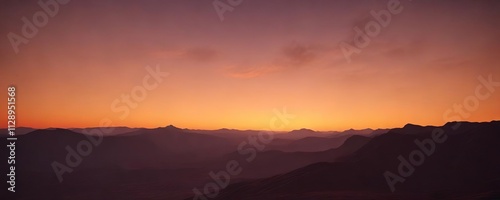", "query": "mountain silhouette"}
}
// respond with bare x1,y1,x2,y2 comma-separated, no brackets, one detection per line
208,121,500,200
2,122,499,200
